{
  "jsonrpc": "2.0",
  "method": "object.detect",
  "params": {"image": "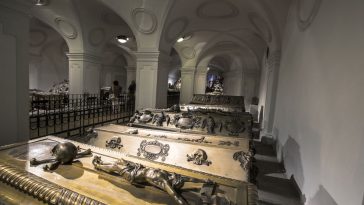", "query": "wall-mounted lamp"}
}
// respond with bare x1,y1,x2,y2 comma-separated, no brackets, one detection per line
34,0,48,6
116,35,129,44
